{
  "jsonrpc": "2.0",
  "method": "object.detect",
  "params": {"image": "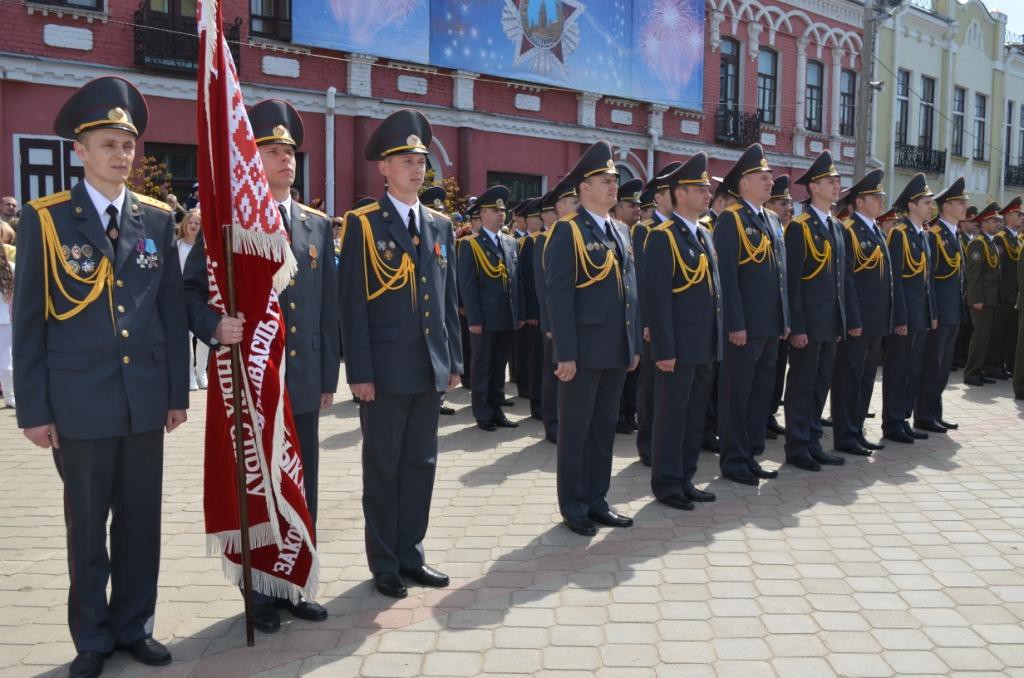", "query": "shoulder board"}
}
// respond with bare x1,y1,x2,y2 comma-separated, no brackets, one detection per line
351,201,380,217
134,193,172,212
639,218,655,228
28,190,71,210
651,219,674,231
560,211,579,223
842,218,855,229
725,203,743,214
892,223,907,233
529,230,542,239
298,202,329,219
929,225,942,235
698,215,712,226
